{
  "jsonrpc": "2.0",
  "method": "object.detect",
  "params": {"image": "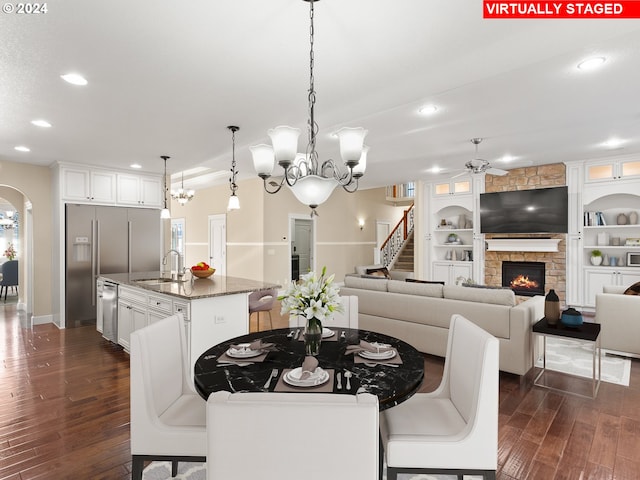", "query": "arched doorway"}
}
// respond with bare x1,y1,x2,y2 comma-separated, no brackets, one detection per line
0,186,33,317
